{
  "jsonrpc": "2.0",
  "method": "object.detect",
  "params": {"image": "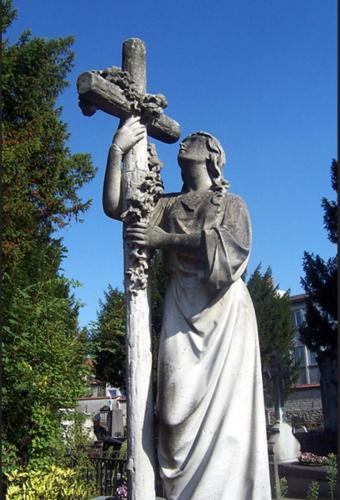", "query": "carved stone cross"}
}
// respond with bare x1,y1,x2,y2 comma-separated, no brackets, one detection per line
77,39,180,500
77,43,180,144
